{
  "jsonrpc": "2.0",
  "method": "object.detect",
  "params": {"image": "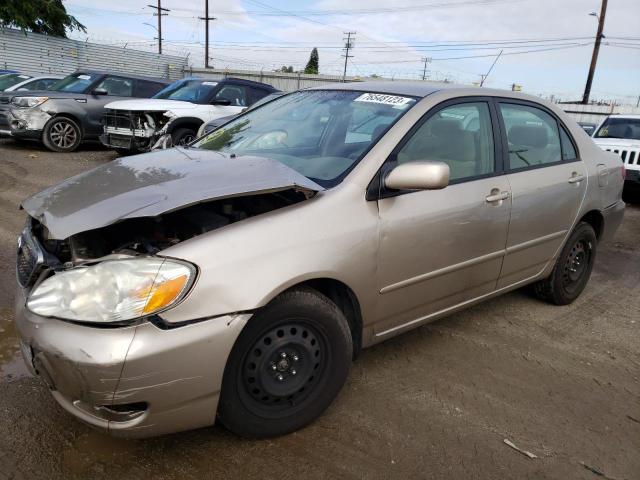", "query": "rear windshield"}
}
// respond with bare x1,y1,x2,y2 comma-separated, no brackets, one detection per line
153,80,218,103
50,73,102,93
595,117,640,141
0,74,32,91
